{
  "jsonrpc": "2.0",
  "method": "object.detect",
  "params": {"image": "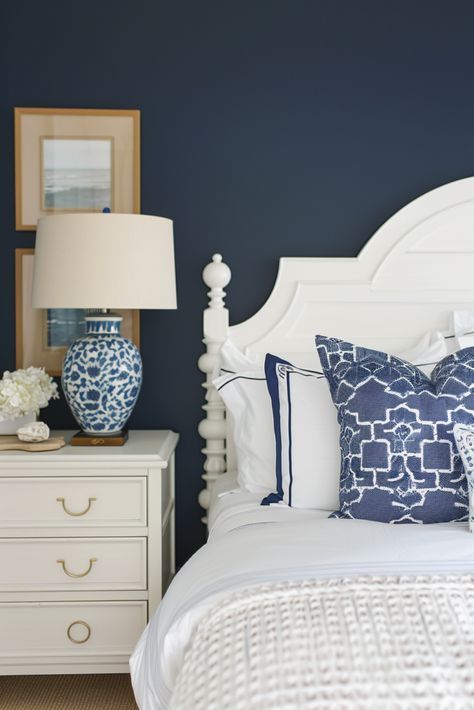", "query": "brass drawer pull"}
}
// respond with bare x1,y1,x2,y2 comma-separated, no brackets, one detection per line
56,496,96,517
57,557,97,578
67,620,91,644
